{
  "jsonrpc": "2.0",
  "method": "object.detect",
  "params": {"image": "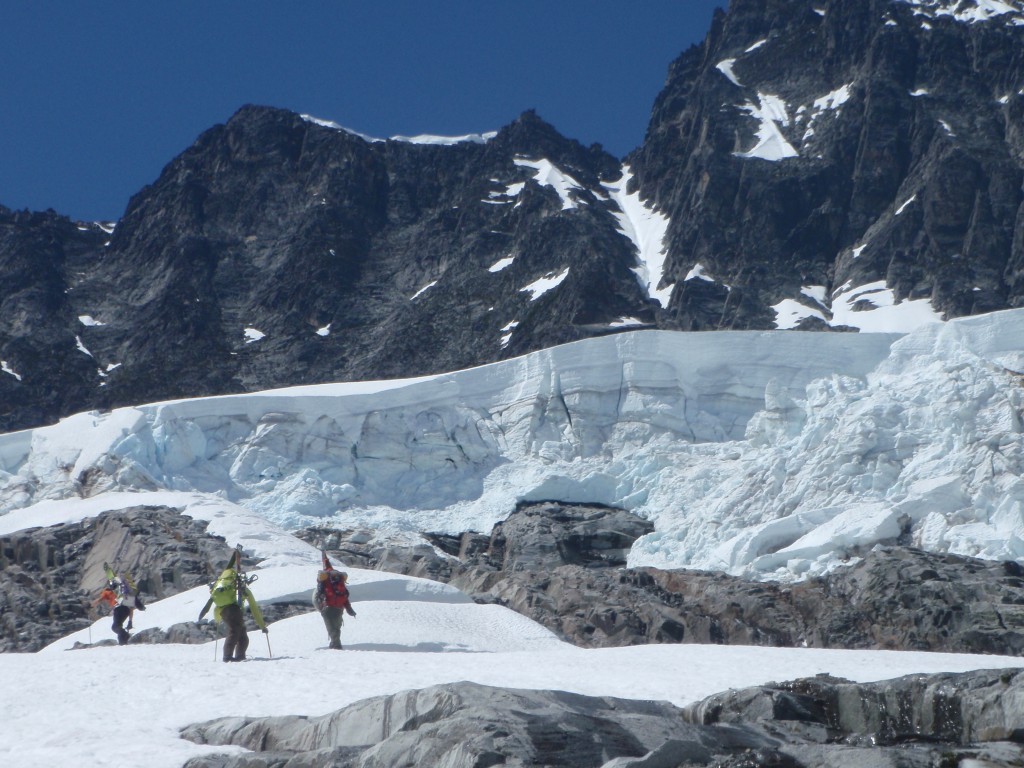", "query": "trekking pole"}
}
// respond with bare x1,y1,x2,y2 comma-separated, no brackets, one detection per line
213,622,218,663
264,630,272,659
